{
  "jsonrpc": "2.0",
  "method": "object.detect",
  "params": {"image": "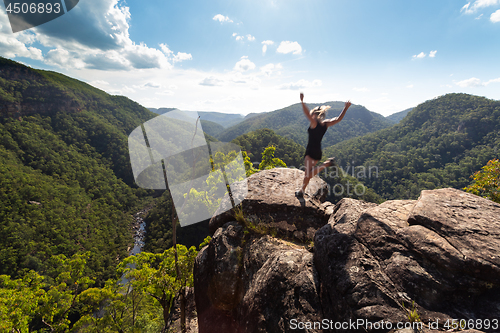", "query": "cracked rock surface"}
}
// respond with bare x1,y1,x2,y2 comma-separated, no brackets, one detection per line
315,188,500,332
195,168,500,333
